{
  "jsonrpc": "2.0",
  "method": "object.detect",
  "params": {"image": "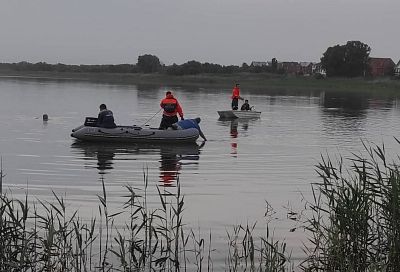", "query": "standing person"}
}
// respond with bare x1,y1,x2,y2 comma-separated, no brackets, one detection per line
159,91,184,130
231,83,243,110
172,117,207,141
97,104,116,128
